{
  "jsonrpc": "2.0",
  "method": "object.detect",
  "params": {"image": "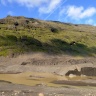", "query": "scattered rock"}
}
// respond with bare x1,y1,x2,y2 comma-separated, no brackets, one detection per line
38,93,44,96
69,74,77,78
21,62,29,65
